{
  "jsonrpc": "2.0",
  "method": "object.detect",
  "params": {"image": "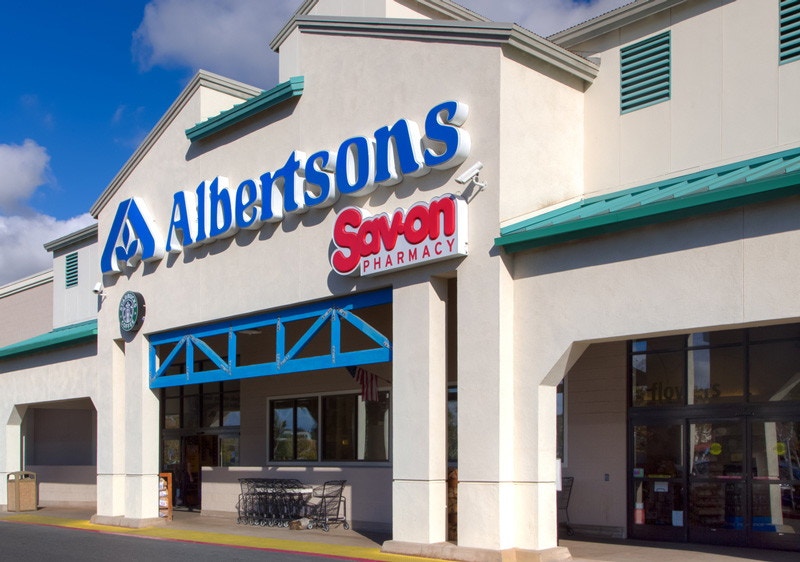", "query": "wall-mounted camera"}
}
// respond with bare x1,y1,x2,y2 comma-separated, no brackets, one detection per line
455,161,484,184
